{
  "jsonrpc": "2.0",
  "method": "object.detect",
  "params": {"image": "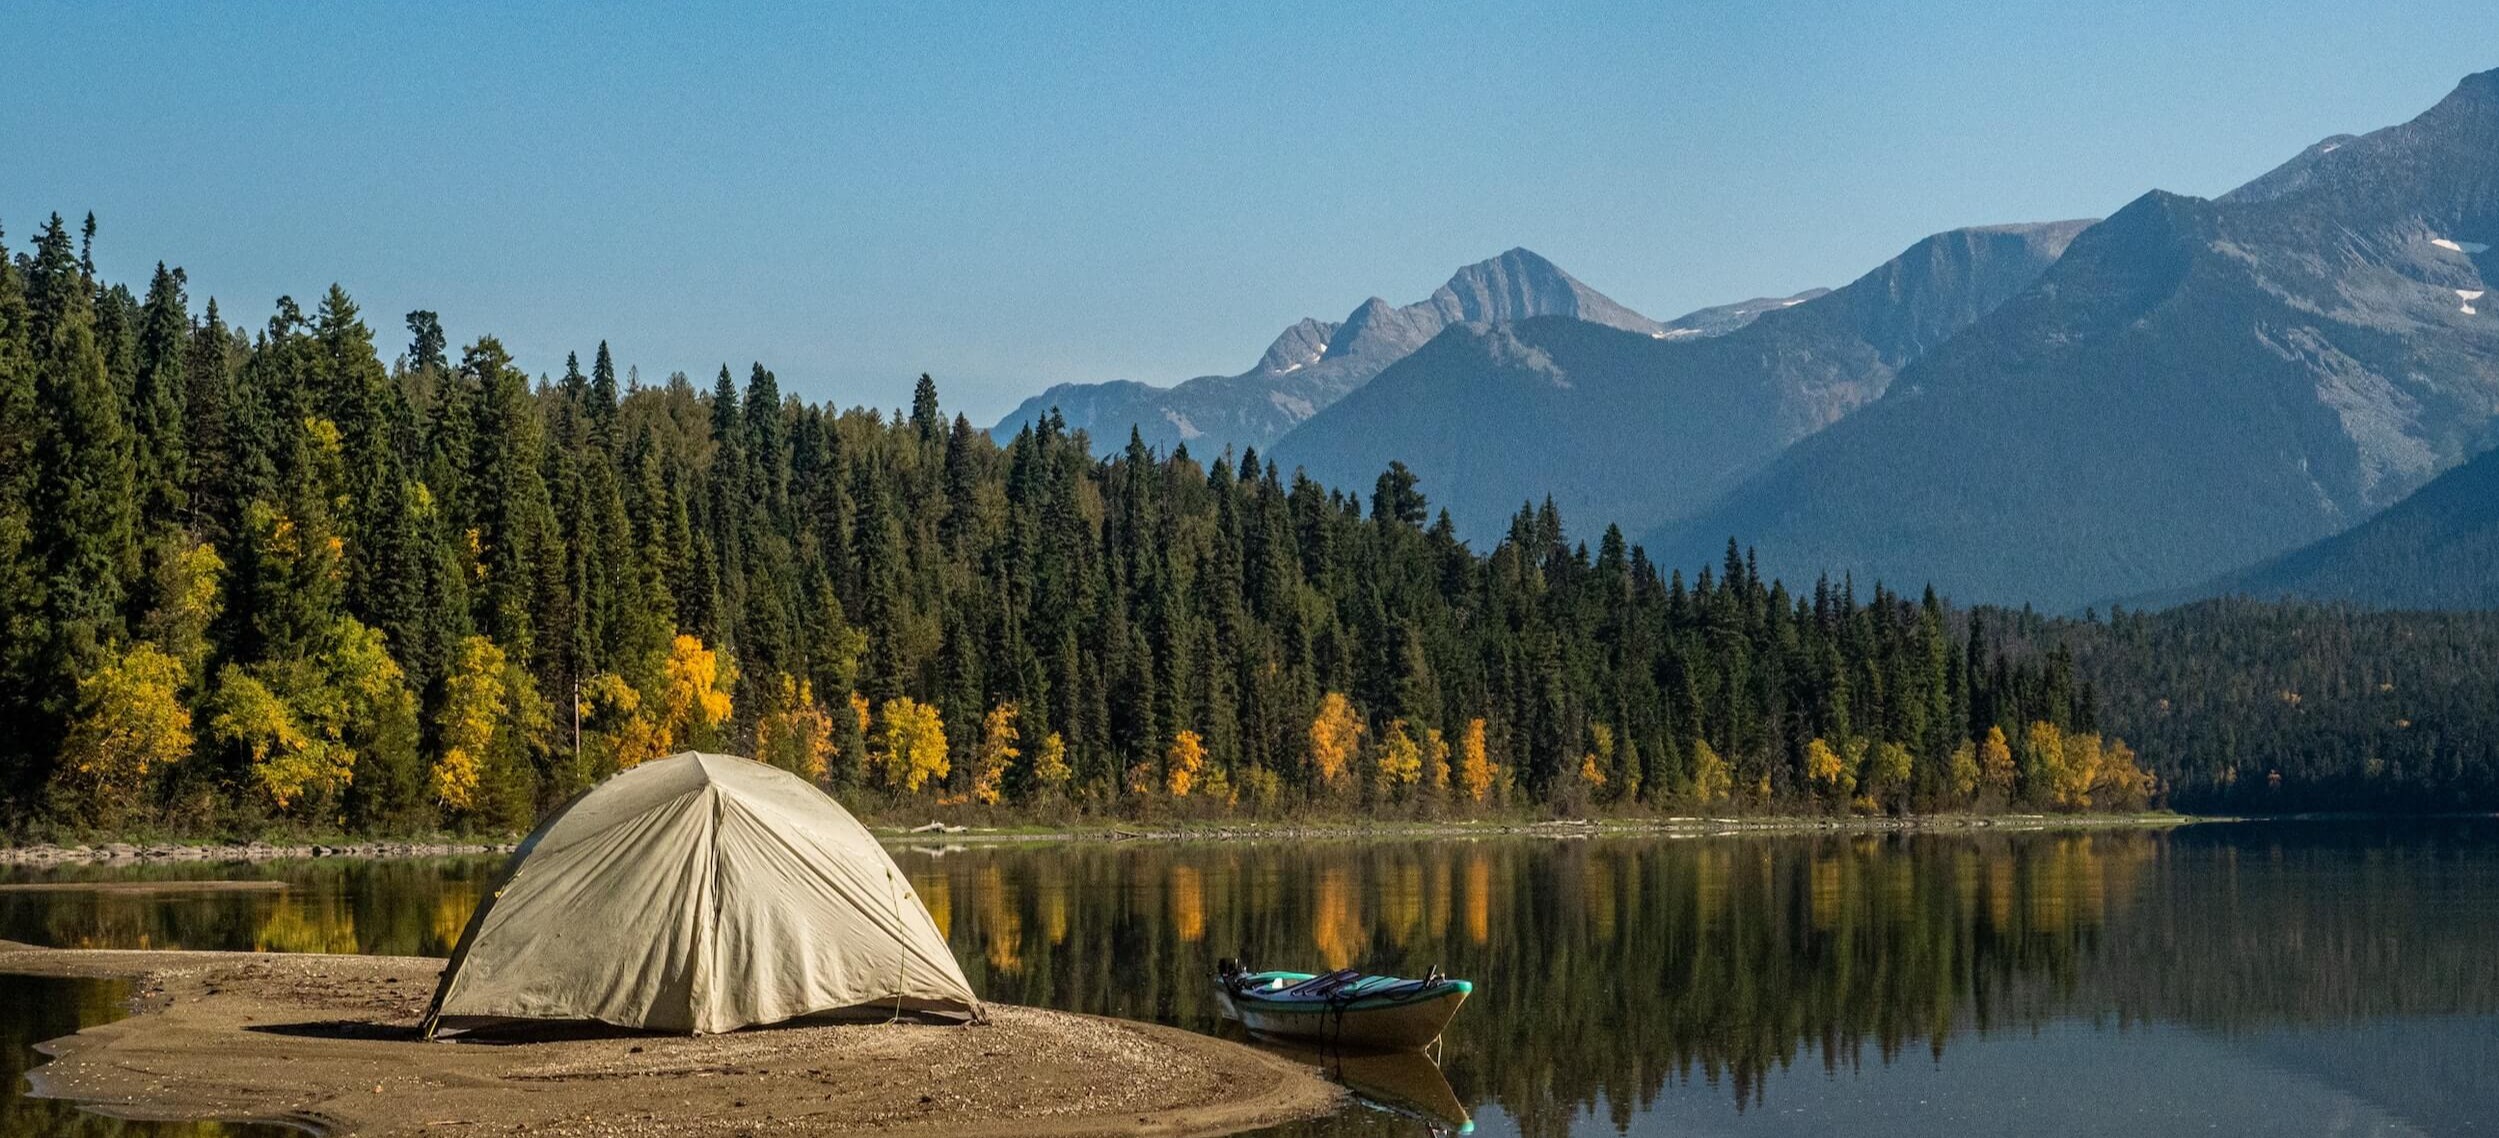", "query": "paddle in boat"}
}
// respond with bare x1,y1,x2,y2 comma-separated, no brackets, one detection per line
1215,959,1472,1051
